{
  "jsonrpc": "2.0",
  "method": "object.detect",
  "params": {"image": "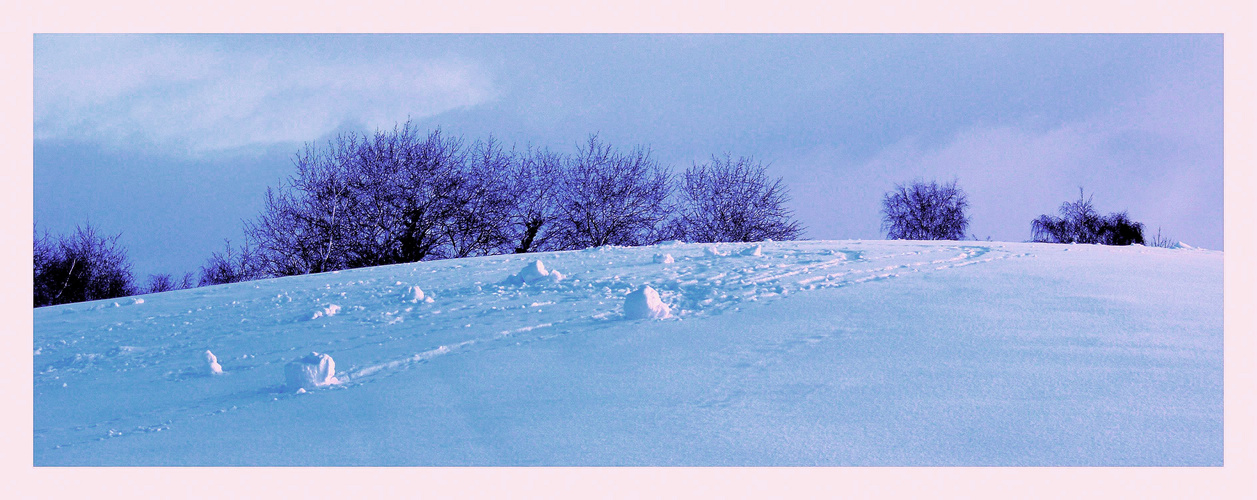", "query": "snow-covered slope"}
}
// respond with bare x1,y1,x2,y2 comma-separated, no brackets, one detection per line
33,240,1222,466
